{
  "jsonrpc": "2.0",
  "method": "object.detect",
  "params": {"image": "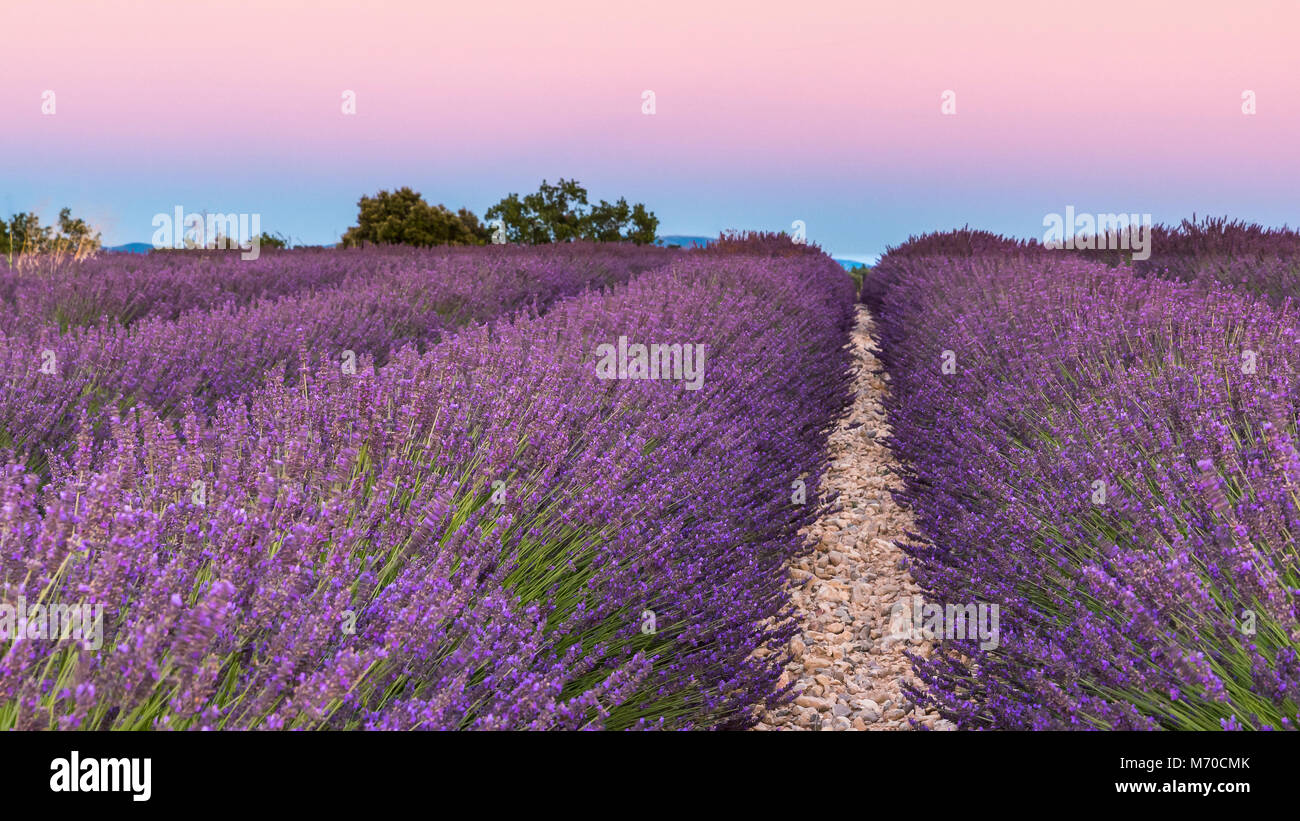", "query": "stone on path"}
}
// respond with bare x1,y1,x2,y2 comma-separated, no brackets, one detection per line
754,304,952,732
